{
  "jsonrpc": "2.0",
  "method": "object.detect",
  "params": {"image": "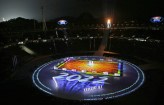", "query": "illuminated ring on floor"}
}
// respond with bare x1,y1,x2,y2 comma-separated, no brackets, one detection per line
32,56,145,101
